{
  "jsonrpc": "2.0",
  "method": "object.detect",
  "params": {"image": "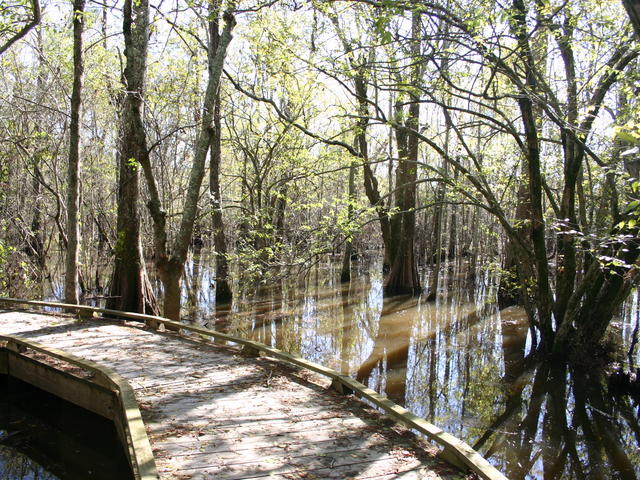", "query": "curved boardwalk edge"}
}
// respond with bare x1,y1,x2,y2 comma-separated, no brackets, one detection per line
0,297,506,480
0,330,159,480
